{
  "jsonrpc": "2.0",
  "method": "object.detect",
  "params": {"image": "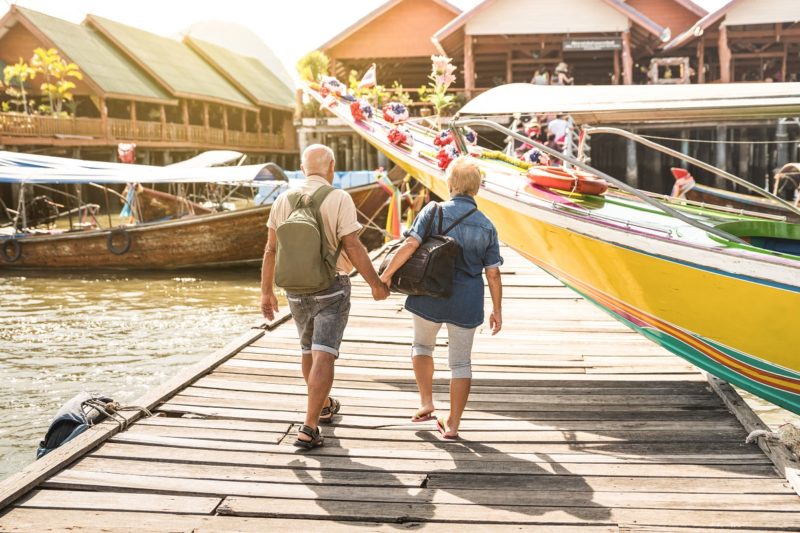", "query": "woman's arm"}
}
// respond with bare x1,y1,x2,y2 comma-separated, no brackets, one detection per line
379,237,420,285
485,266,503,335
